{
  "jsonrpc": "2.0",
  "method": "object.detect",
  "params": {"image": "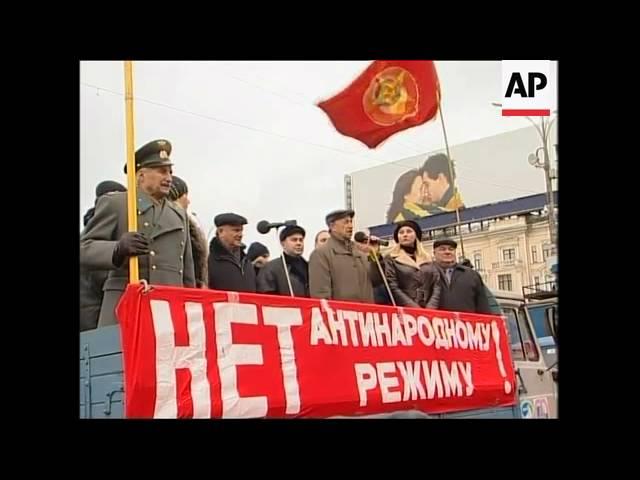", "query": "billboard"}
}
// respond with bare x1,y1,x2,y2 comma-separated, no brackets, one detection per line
349,125,557,232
